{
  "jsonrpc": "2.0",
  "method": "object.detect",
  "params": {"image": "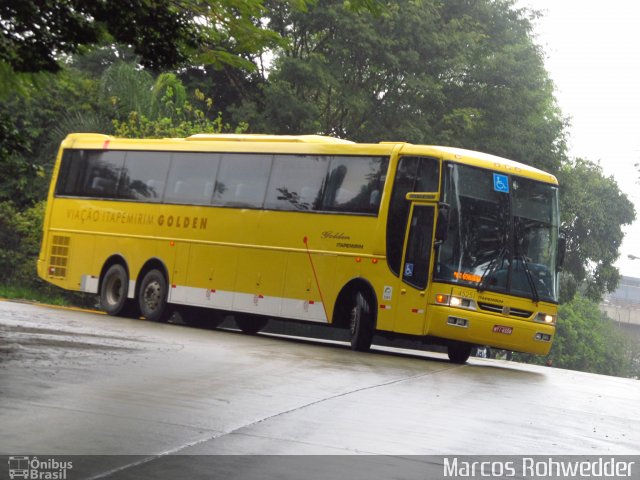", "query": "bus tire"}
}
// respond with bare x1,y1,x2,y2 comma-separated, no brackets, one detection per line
349,292,374,352
138,269,172,322
100,264,134,316
235,314,268,334
448,342,472,364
